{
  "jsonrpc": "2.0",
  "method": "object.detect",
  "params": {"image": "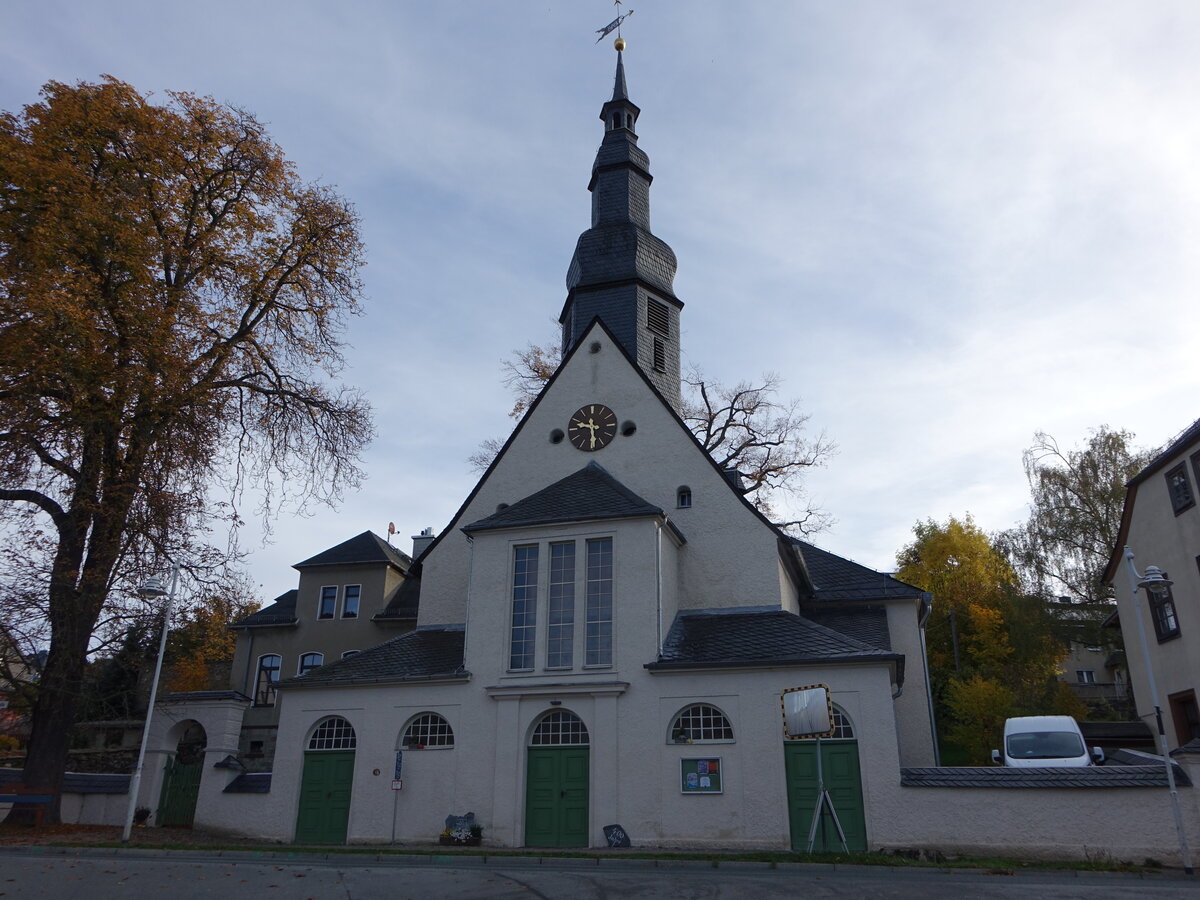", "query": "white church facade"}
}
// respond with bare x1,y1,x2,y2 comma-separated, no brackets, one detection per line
145,47,938,851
